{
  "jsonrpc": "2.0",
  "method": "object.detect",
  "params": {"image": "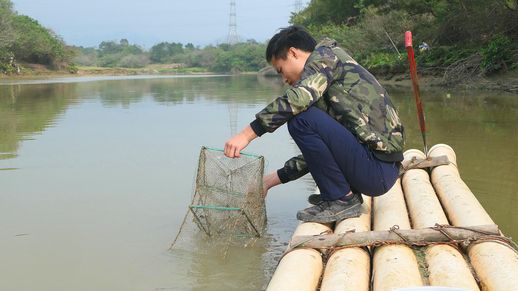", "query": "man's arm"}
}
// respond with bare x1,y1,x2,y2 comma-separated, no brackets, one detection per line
251,47,339,137
224,47,338,158
262,154,308,198
224,125,257,158
277,154,309,183
262,171,281,198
